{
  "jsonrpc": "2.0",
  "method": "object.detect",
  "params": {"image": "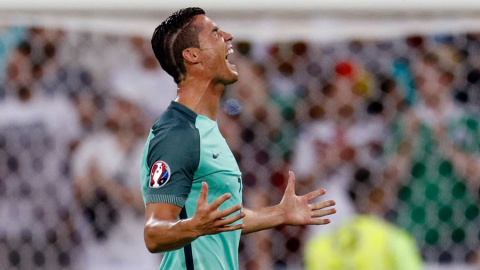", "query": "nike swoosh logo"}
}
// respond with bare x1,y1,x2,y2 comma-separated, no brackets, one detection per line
213,152,222,159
